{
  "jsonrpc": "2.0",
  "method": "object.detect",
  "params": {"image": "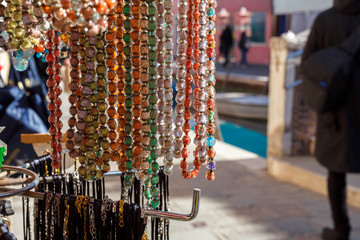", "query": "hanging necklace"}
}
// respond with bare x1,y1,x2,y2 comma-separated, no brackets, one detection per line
135,0,150,182
131,0,142,172
179,0,195,179
174,0,187,163
205,0,217,181
46,30,63,170
105,9,119,164
123,0,135,189
115,0,127,173
145,0,160,209
96,31,110,176
156,0,166,166
162,0,174,175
